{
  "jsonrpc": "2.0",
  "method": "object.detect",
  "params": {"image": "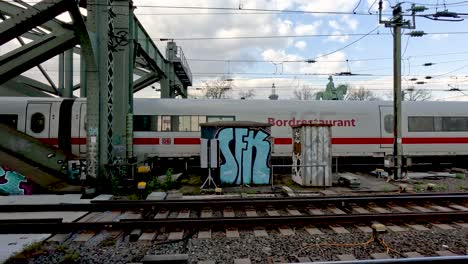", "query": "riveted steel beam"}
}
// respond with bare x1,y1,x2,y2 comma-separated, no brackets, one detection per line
0,0,73,46
133,72,162,93
0,33,77,85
